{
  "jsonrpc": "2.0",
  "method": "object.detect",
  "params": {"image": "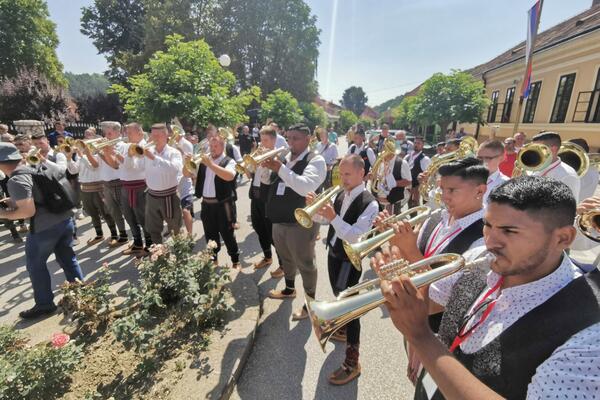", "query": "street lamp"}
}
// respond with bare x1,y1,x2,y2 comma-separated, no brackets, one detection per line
218,54,231,67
